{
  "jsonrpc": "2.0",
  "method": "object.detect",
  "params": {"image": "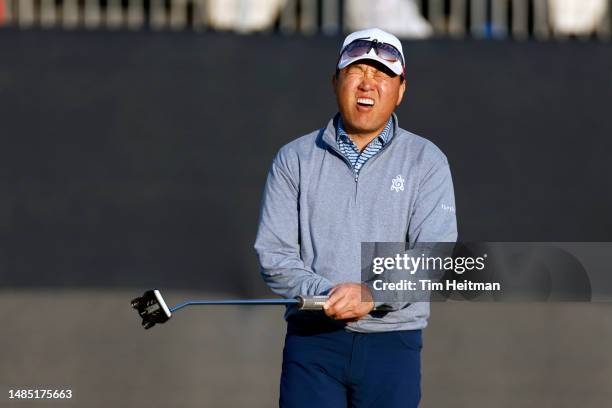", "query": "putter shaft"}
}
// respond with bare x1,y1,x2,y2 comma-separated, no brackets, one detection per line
170,298,299,312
